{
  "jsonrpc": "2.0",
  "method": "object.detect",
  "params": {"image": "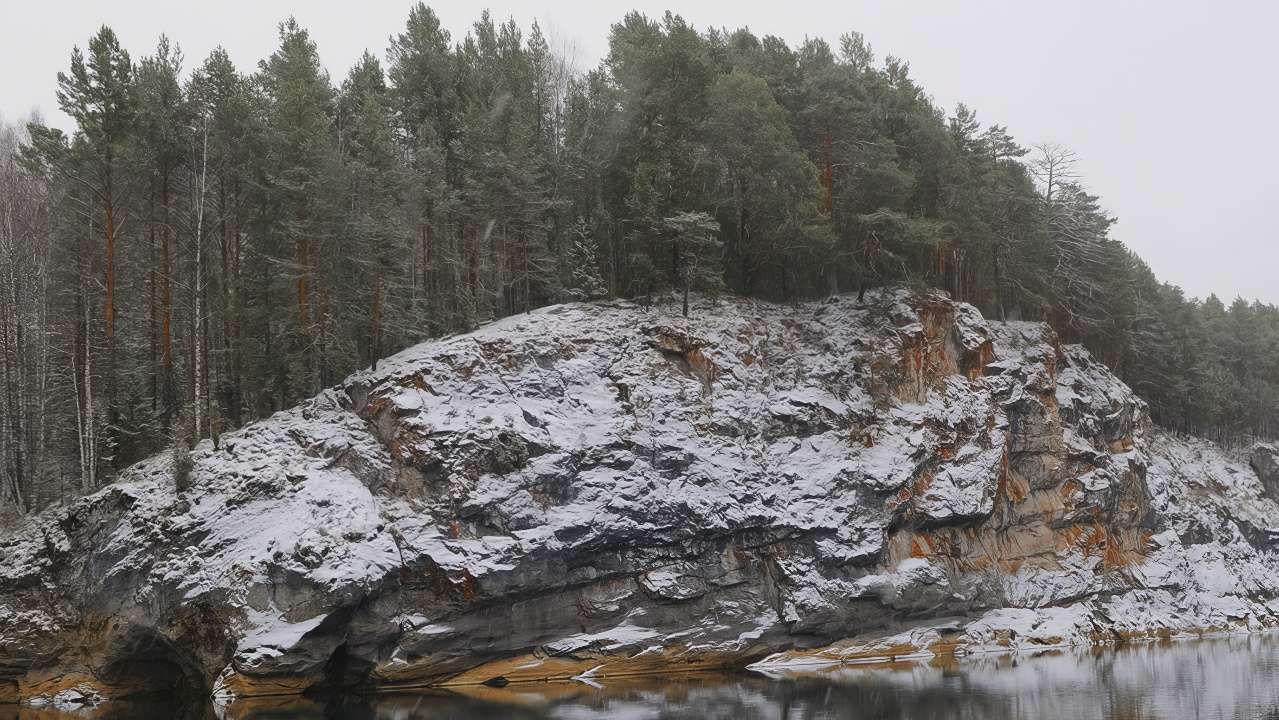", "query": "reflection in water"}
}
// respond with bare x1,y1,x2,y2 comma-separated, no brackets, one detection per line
11,634,1279,719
